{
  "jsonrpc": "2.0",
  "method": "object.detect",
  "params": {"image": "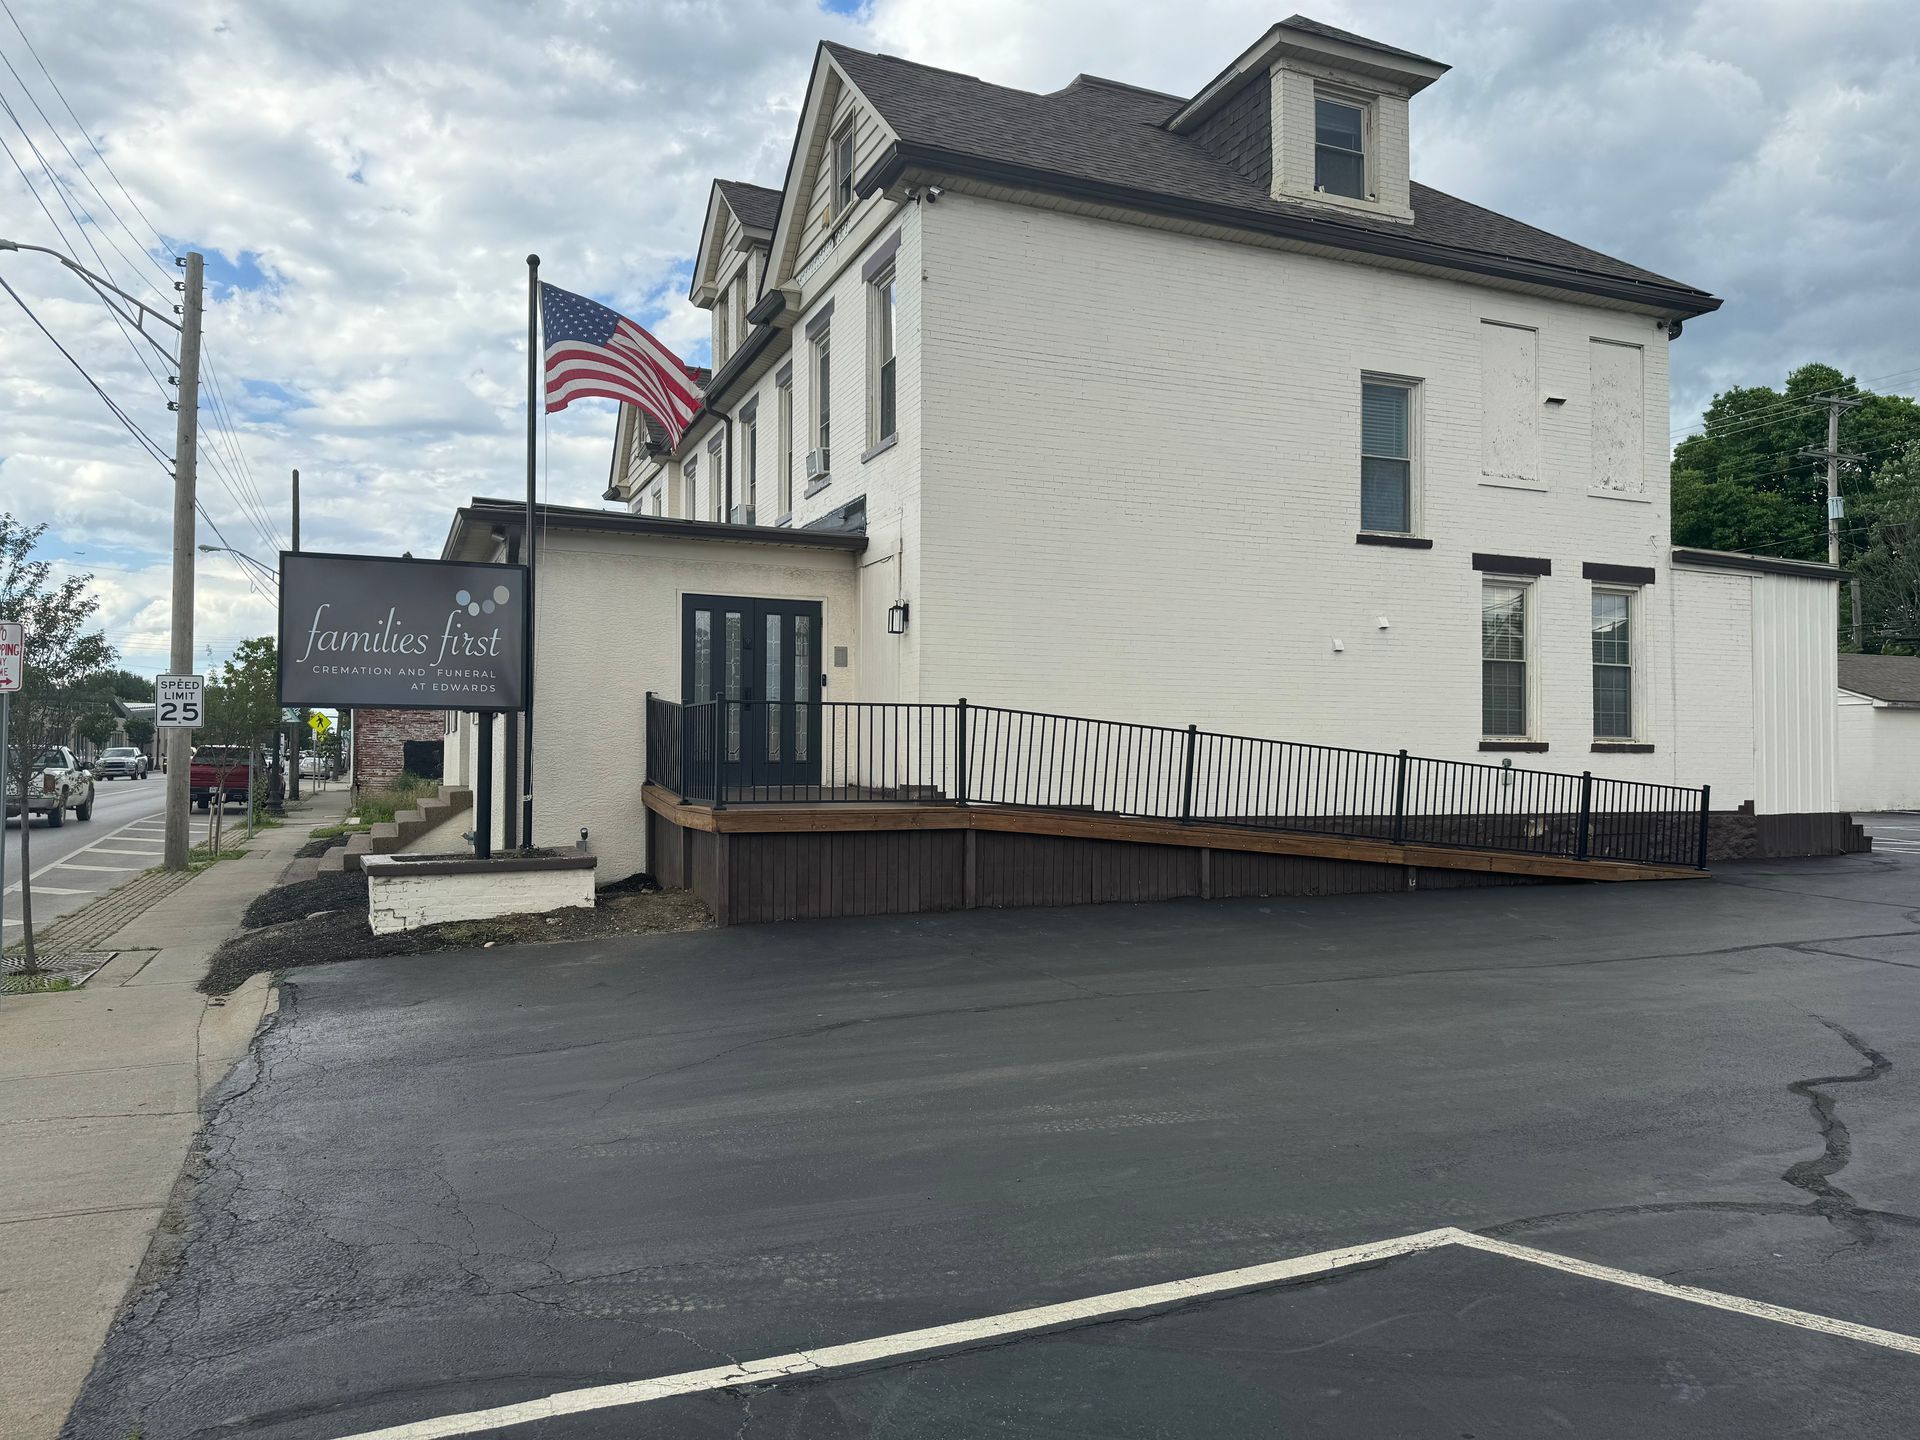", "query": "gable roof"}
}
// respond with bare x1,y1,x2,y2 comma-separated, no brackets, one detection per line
1839,653,1920,706
820,41,1717,317
1278,14,1444,67
715,179,781,235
